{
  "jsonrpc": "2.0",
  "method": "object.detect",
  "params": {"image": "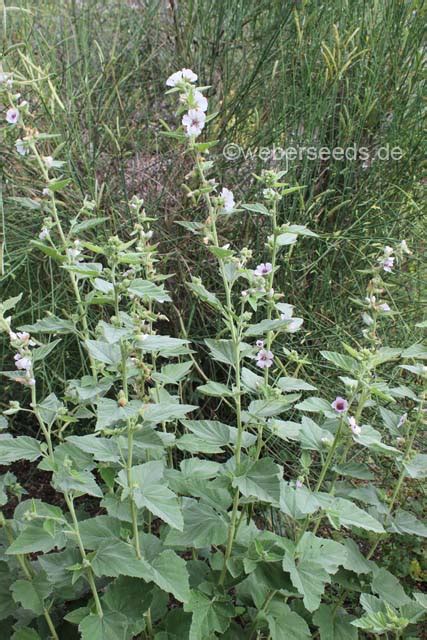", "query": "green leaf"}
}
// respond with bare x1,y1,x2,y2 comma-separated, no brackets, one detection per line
371,568,411,608
313,604,358,640
299,417,333,451
276,232,298,246
197,381,234,397
128,279,171,303
233,457,281,505
267,603,311,640
66,435,120,462
295,397,332,413
31,339,62,363
11,577,50,615
85,340,121,365
404,454,427,478
187,280,222,310
184,589,234,640
31,240,65,262
277,377,317,392
389,509,427,537
316,494,385,533
12,629,42,640
19,315,75,334
96,398,143,430
353,425,400,457
241,203,270,216
267,419,301,442
151,361,193,385
320,351,360,373
244,317,302,336
136,335,191,356
79,612,131,640
205,338,236,366
0,436,42,464
118,461,183,530
401,343,427,359
142,403,196,425
164,498,228,548
282,534,347,612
